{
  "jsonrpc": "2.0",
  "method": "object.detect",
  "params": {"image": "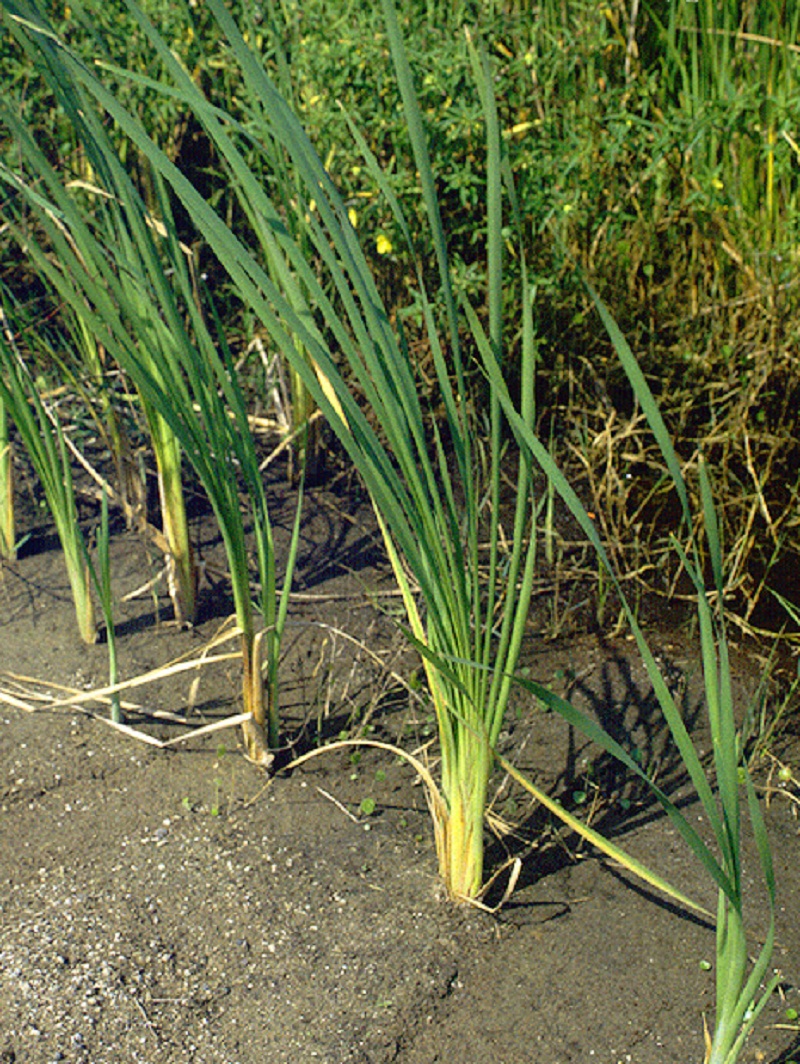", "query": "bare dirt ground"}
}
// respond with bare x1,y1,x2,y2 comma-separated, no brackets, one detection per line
1,479,799,1064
